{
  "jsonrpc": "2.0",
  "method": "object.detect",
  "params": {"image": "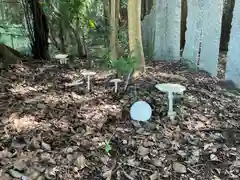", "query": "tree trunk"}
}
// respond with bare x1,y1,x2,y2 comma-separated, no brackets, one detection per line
128,0,145,74
115,0,121,56
75,18,87,58
59,19,66,53
103,0,110,47
109,0,118,60
28,0,50,60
